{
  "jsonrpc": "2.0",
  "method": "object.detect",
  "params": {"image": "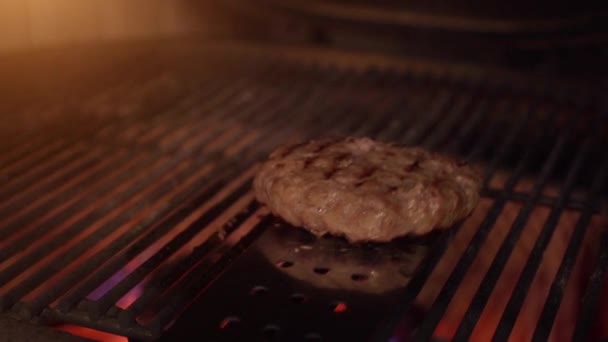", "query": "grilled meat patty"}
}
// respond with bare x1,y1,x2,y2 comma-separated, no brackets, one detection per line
253,137,482,242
